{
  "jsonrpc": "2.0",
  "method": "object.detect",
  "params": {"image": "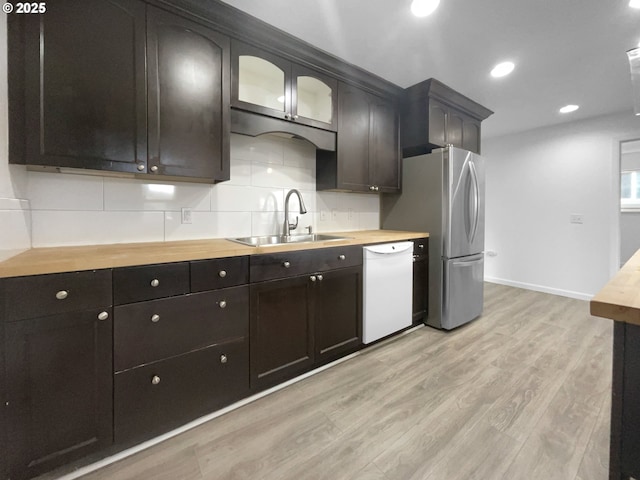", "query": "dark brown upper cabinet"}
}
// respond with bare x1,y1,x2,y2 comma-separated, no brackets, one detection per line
231,41,338,132
401,78,493,157
9,0,230,183
146,6,230,181
316,82,401,193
